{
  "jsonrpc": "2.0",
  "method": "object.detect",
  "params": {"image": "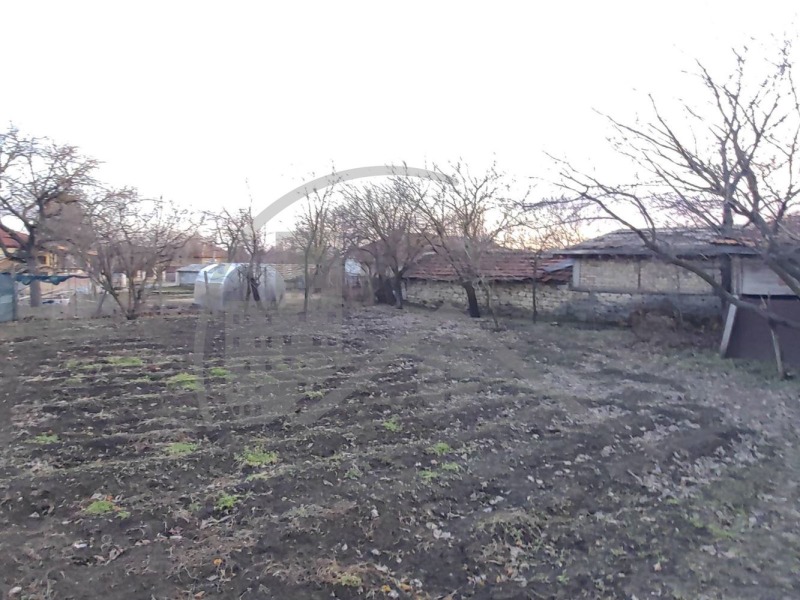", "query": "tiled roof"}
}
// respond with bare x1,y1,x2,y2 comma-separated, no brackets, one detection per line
0,229,28,249
406,250,573,283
